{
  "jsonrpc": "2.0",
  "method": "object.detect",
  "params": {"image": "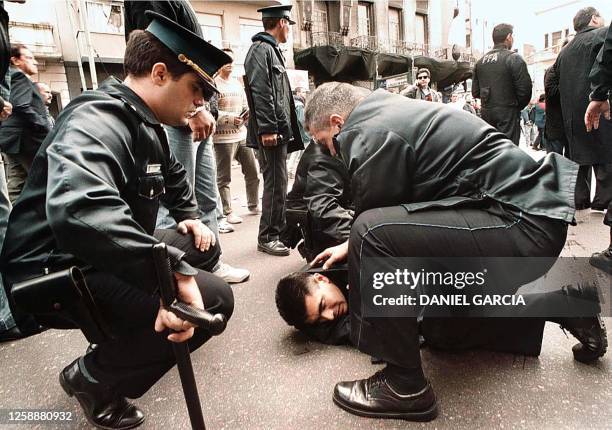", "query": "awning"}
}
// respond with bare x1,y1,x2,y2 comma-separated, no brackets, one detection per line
413,56,473,88
377,53,412,78
294,46,376,84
